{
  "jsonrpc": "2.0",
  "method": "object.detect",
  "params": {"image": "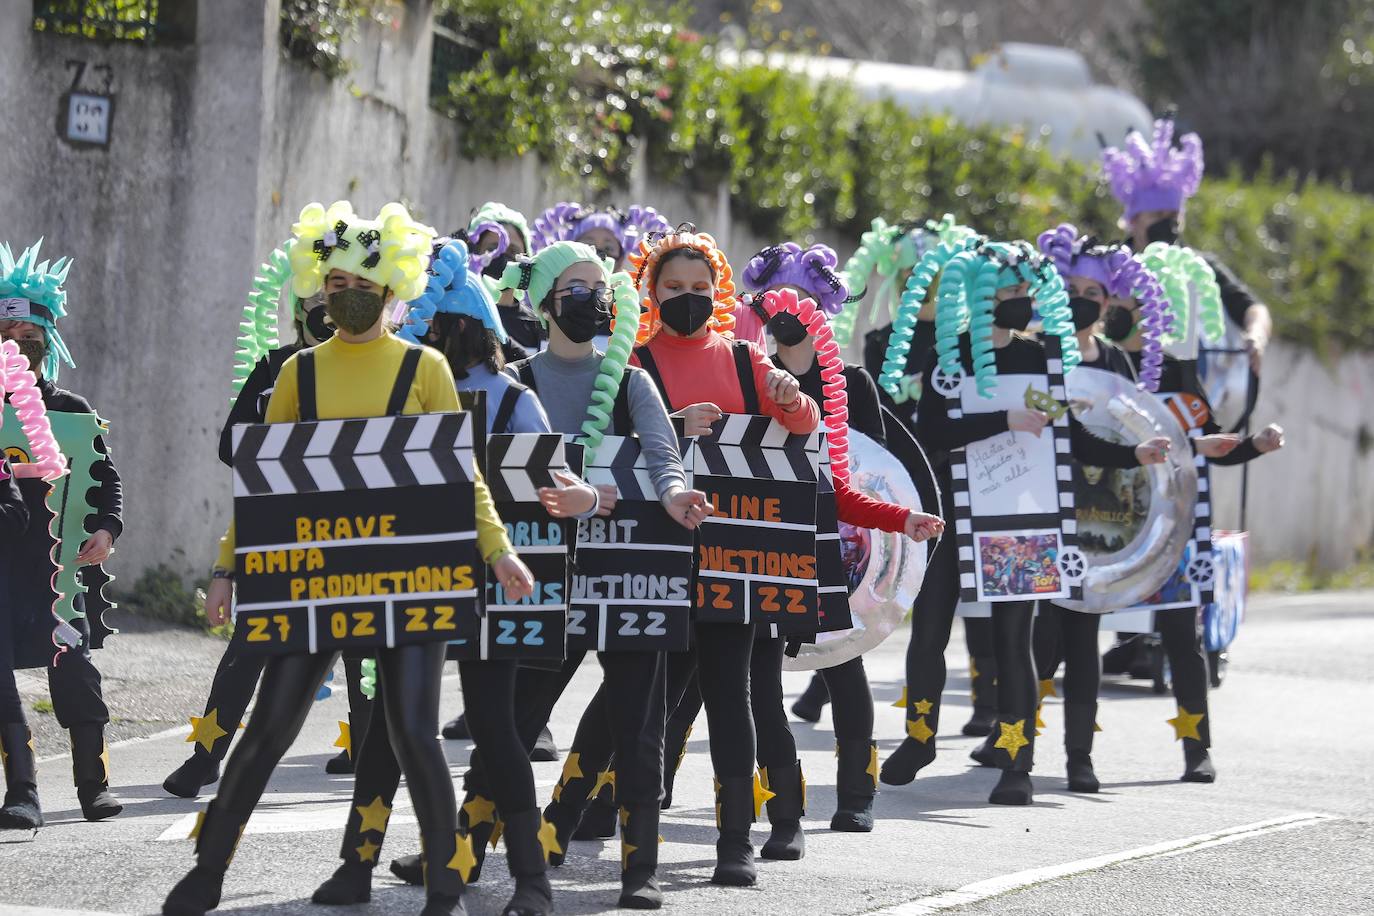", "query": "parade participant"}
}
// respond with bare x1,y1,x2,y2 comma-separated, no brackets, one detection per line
1103,117,1272,374
0,241,124,822
314,236,588,915
878,240,1168,805
162,201,535,916
468,202,544,353
163,263,361,799
387,241,706,910
529,202,671,272
657,244,942,851
1102,244,1285,784
0,457,35,830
